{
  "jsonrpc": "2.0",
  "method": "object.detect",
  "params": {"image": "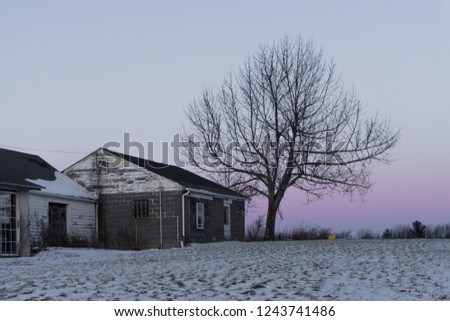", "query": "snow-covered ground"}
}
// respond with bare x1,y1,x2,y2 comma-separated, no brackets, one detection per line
1,239,449,300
